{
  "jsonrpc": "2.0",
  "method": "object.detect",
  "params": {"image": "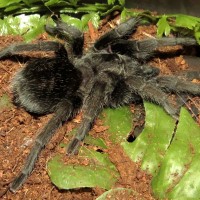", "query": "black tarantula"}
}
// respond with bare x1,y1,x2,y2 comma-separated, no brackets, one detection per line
0,15,200,193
